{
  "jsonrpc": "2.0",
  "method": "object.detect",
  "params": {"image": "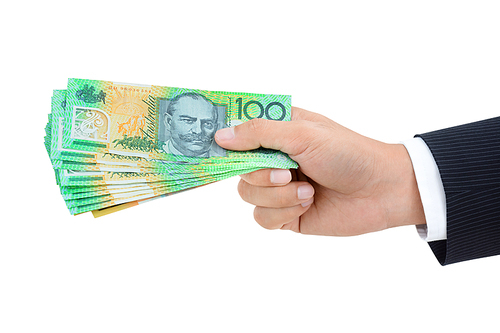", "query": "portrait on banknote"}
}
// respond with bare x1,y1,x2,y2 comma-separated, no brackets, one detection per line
158,93,227,158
